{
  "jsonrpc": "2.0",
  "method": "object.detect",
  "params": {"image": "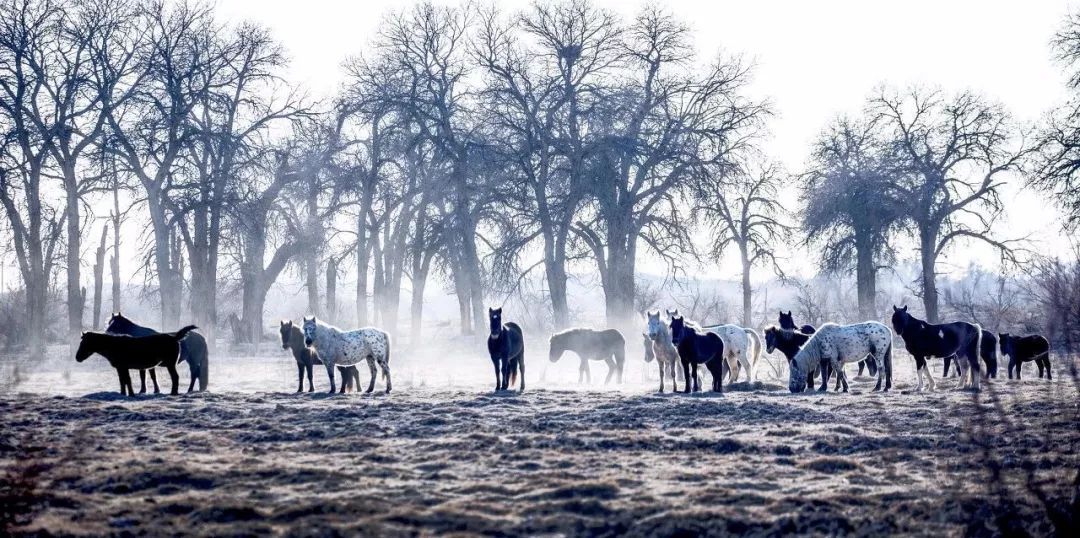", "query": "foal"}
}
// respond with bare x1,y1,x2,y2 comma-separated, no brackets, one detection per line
999,333,1052,380
75,326,198,396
